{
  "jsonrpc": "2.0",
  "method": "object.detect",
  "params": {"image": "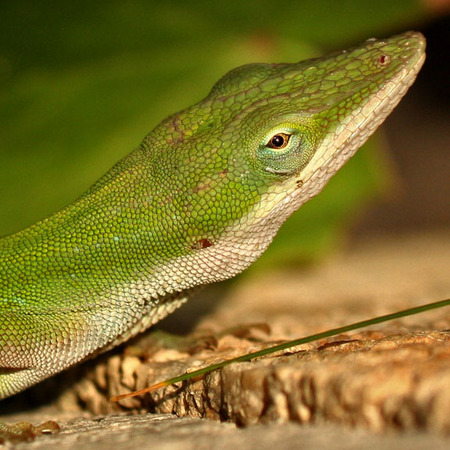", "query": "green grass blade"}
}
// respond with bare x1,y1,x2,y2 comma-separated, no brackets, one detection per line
111,298,449,402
